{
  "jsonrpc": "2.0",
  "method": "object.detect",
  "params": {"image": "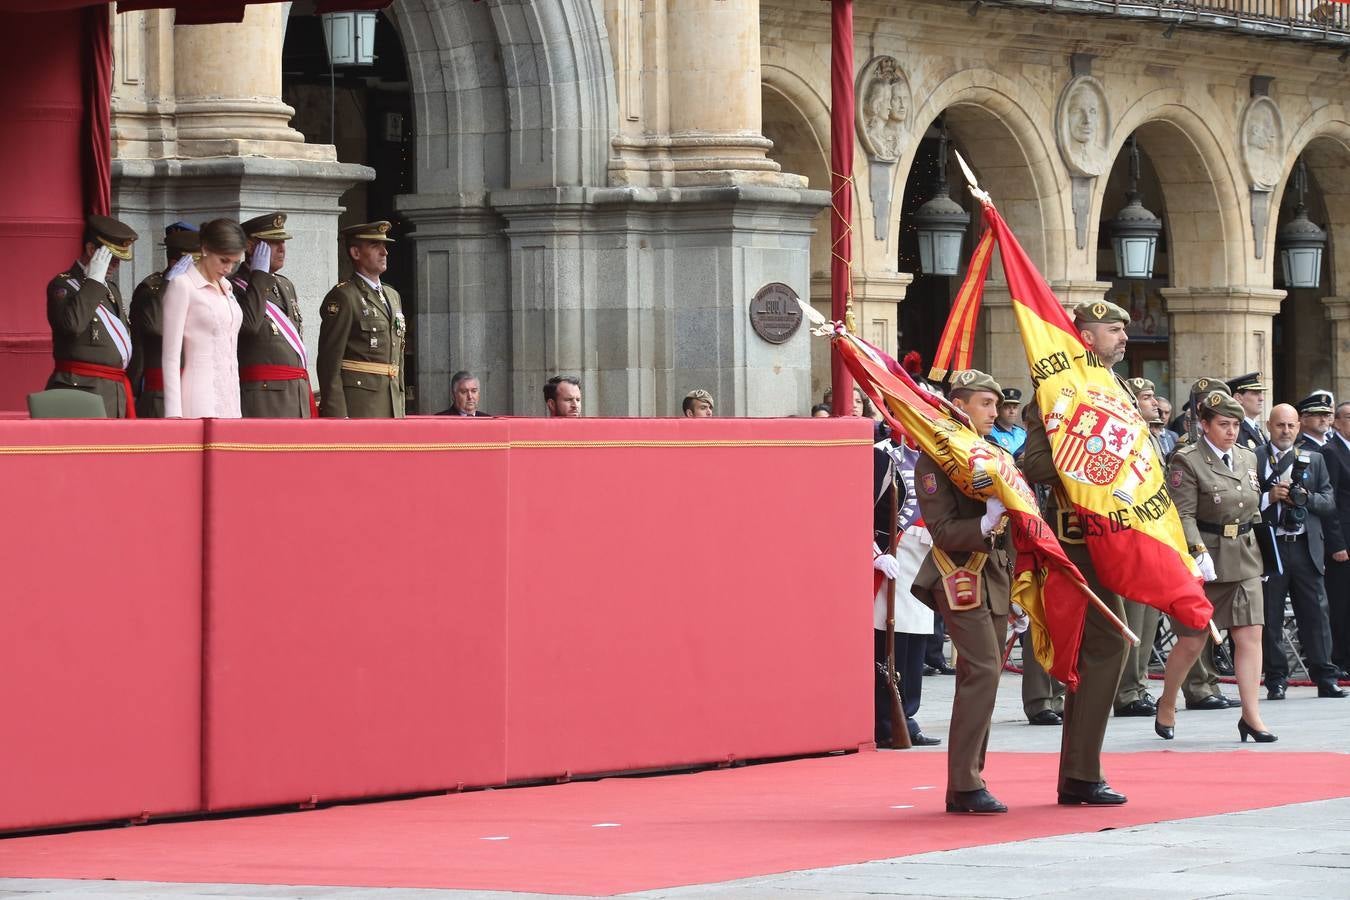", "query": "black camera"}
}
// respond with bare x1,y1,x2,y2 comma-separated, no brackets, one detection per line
1279,454,1311,530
